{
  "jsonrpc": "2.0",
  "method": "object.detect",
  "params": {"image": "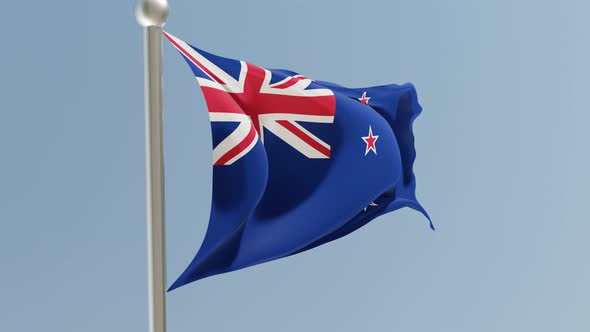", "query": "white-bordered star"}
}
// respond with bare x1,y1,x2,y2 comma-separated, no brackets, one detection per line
362,126,379,155
363,201,379,211
358,91,371,105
